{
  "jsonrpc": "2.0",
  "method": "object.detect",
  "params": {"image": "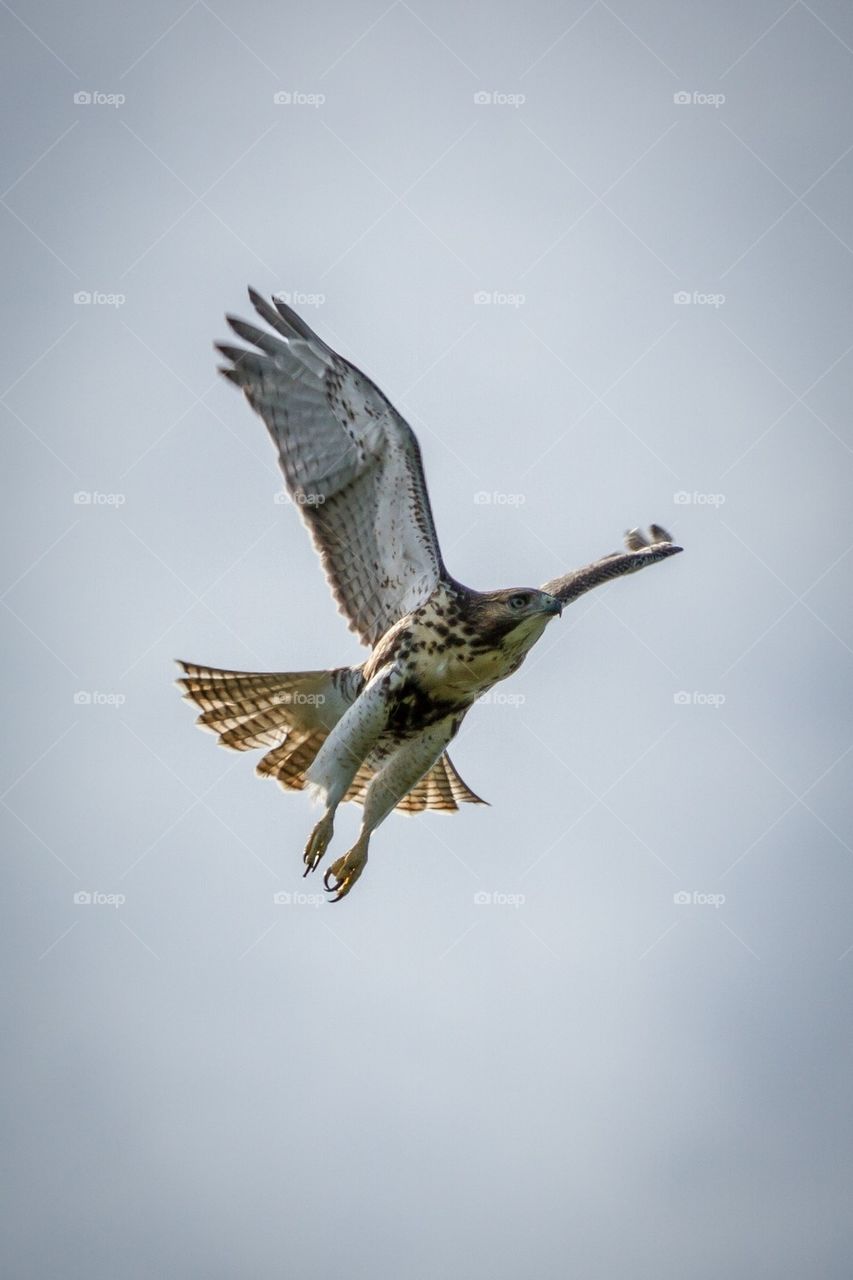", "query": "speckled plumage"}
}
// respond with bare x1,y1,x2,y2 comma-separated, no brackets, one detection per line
177,289,682,900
